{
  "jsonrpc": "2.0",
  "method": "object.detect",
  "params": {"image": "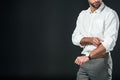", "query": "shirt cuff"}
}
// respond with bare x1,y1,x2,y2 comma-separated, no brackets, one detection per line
81,52,90,56
79,36,85,48
101,41,110,52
